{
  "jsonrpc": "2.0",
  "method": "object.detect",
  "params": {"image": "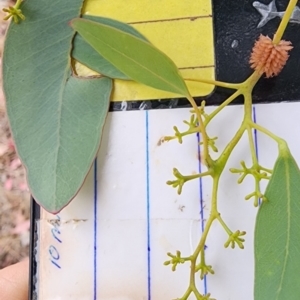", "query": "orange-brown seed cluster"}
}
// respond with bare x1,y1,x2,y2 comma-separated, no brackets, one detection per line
250,34,293,78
